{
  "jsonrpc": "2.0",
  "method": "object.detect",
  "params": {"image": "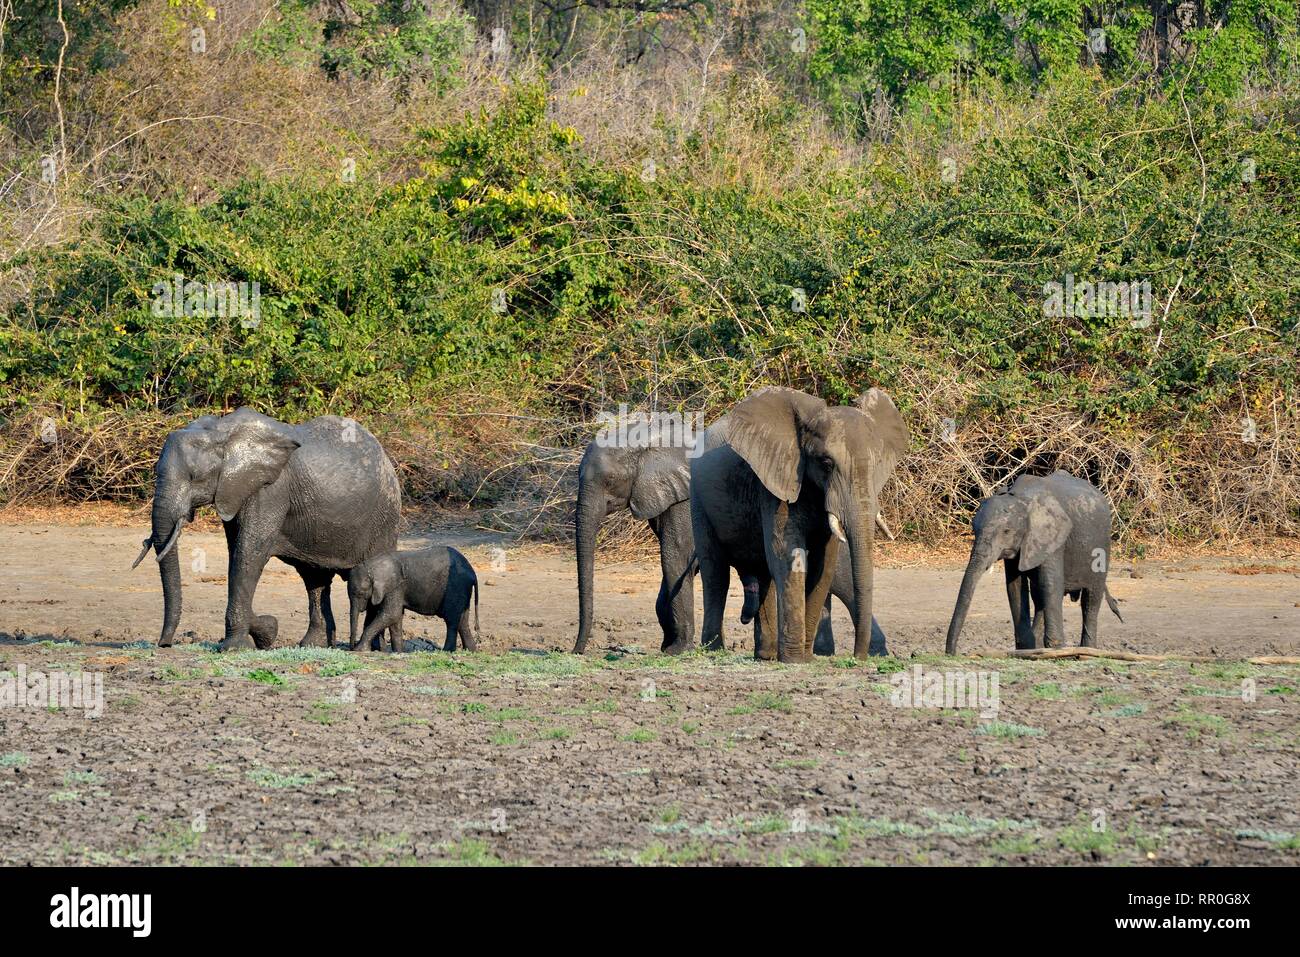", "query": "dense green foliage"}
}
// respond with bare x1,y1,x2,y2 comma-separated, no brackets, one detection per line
2,1,1298,535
